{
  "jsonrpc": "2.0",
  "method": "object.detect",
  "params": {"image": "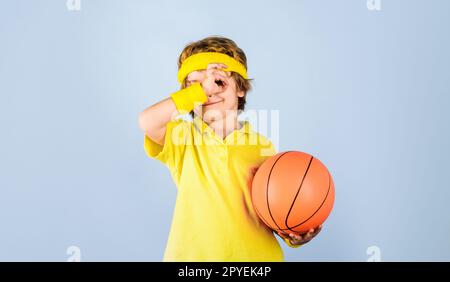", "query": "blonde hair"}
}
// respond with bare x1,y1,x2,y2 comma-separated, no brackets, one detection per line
177,36,253,117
